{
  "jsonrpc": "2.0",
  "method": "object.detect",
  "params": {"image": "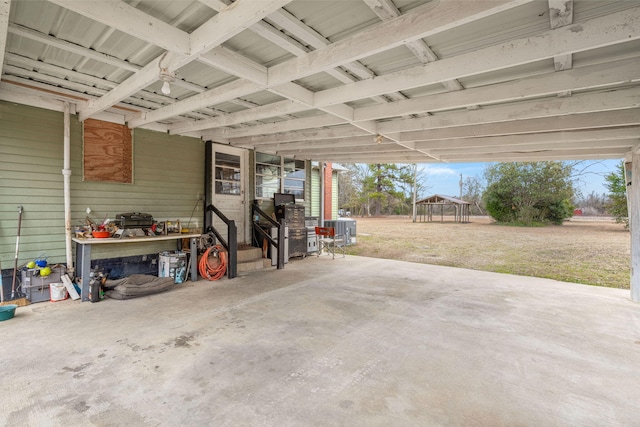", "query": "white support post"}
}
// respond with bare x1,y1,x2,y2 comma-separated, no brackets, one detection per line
630,154,640,302
63,102,73,273
412,164,417,223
